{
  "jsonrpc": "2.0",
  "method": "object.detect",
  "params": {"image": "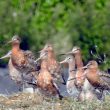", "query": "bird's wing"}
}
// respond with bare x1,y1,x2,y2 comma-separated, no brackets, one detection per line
98,71,110,89
24,50,41,72
24,50,36,60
